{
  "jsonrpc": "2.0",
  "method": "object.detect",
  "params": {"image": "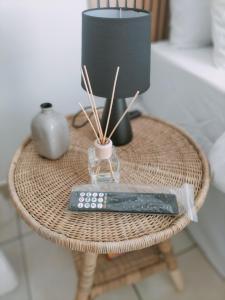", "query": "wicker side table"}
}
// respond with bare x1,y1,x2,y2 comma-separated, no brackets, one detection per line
8,115,210,300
